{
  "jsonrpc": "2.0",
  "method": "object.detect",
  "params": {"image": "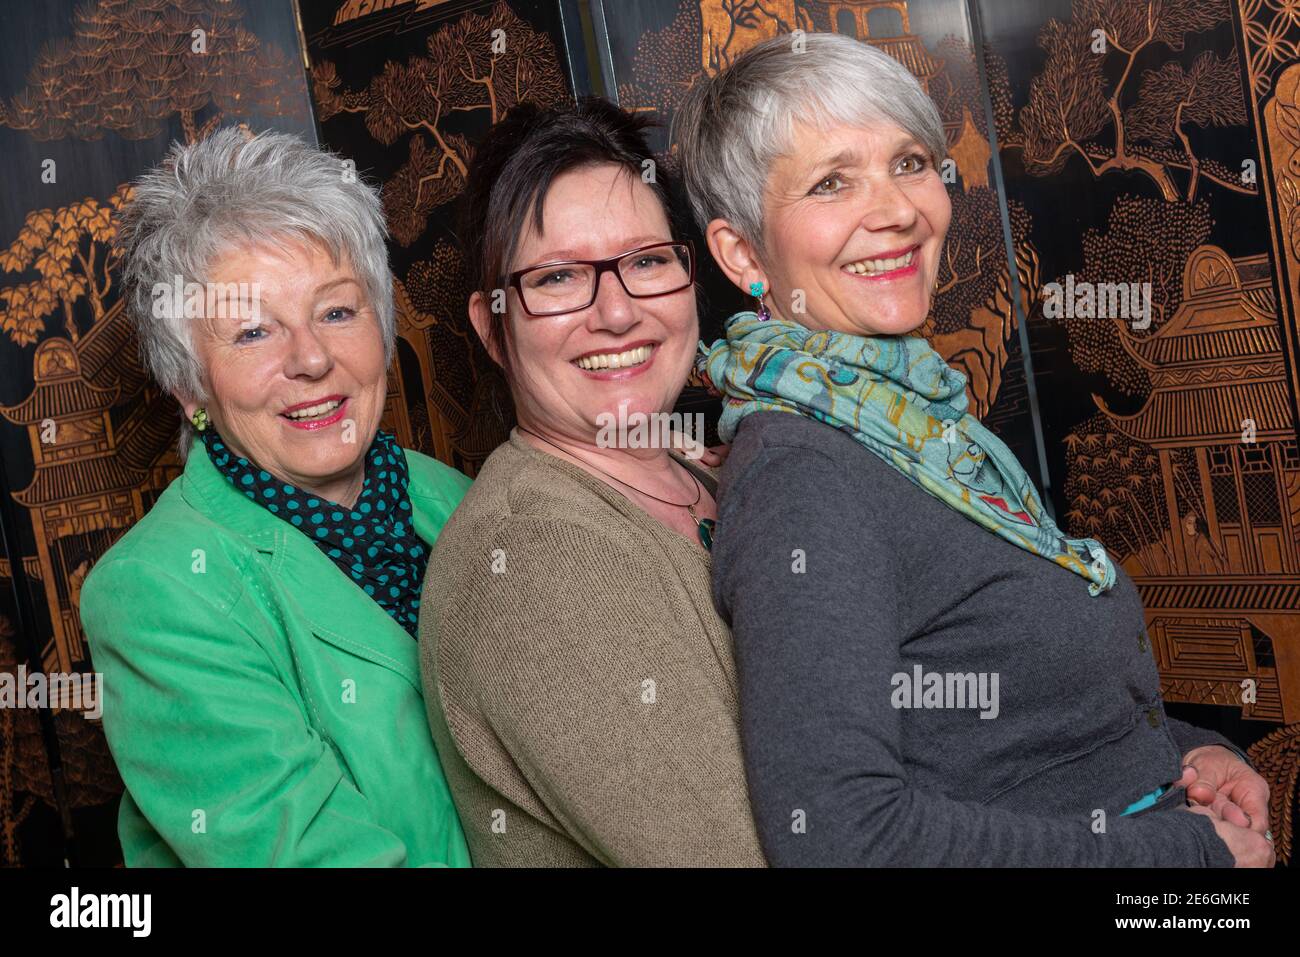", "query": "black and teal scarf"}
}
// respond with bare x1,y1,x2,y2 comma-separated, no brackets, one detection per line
698,312,1116,596
201,428,429,635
